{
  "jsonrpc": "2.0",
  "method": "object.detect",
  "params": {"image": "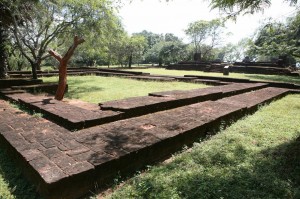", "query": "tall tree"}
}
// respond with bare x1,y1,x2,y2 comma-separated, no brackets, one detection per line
217,38,251,62
49,36,84,100
185,19,224,61
0,0,38,78
9,0,118,79
145,40,189,65
133,30,164,52
126,35,147,67
248,12,300,62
